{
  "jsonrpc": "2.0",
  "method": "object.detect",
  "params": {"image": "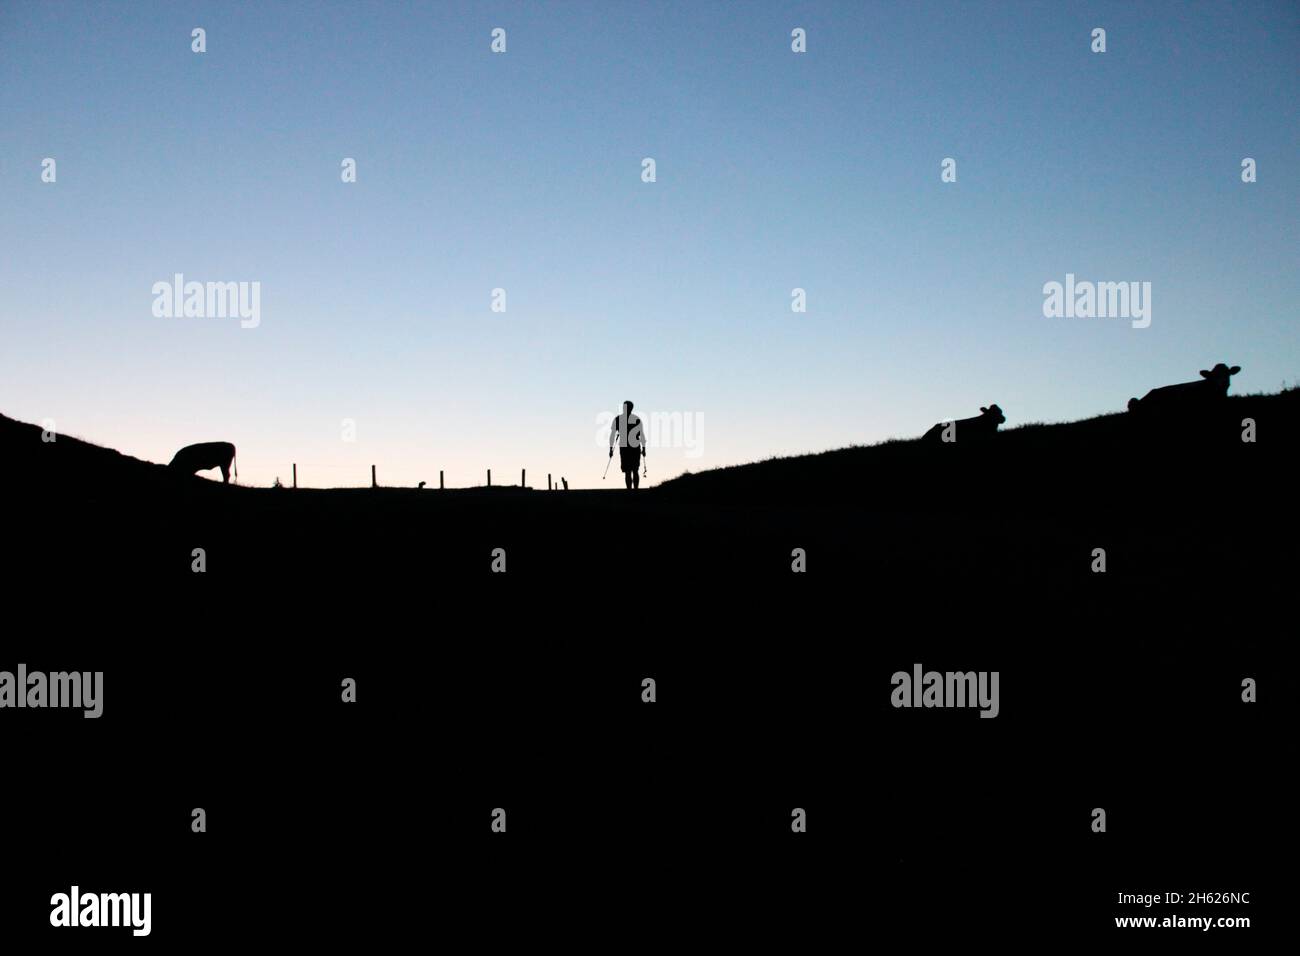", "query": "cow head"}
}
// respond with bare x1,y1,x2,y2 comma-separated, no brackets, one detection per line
979,404,1006,426
1199,364,1241,392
